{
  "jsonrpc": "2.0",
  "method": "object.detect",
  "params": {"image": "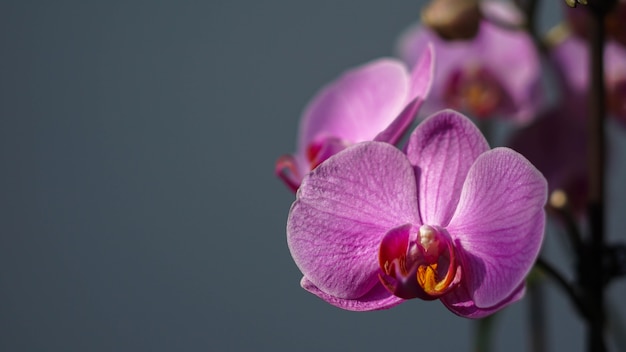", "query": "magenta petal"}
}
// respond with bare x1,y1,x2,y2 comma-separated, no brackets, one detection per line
550,34,588,95
301,277,404,311
480,0,524,27
397,20,541,123
287,142,420,301
447,148,547,308
373,97,422,144
298,59,409,151
405,110,489,226
374,45,434,144
397,25,462,117
441,281,526,319
408,42,435,103
476,22,542,123
509,101,588,214
551,34,626,94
